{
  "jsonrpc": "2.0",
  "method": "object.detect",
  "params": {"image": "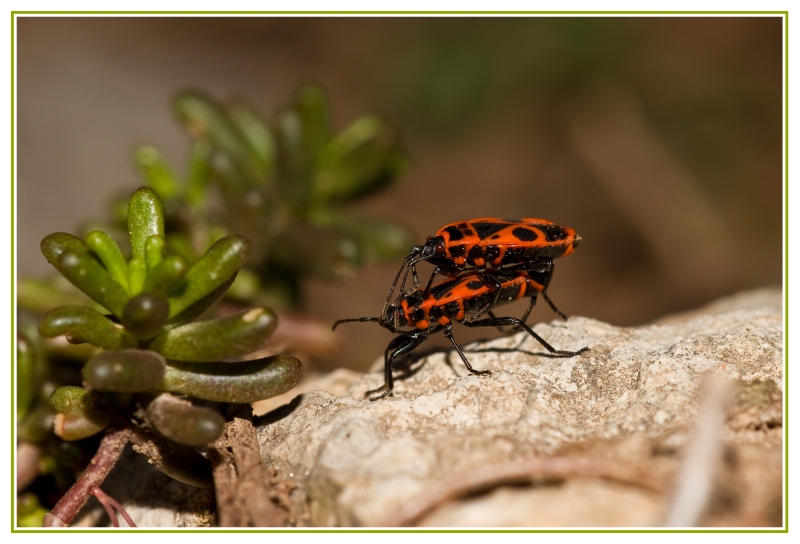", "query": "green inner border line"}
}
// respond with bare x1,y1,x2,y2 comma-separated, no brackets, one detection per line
10,10,790,533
